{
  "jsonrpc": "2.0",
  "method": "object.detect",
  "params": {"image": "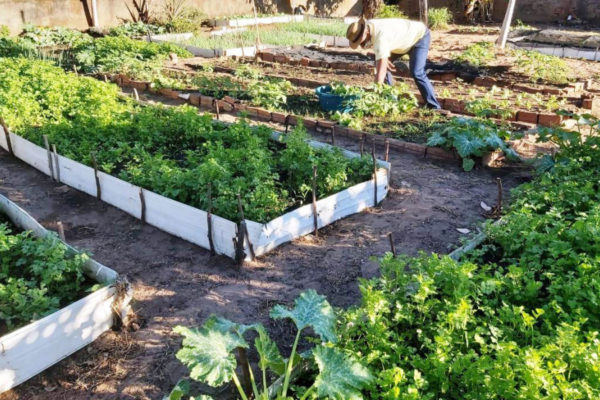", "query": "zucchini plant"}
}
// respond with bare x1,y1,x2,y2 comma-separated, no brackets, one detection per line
168,290,372,400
